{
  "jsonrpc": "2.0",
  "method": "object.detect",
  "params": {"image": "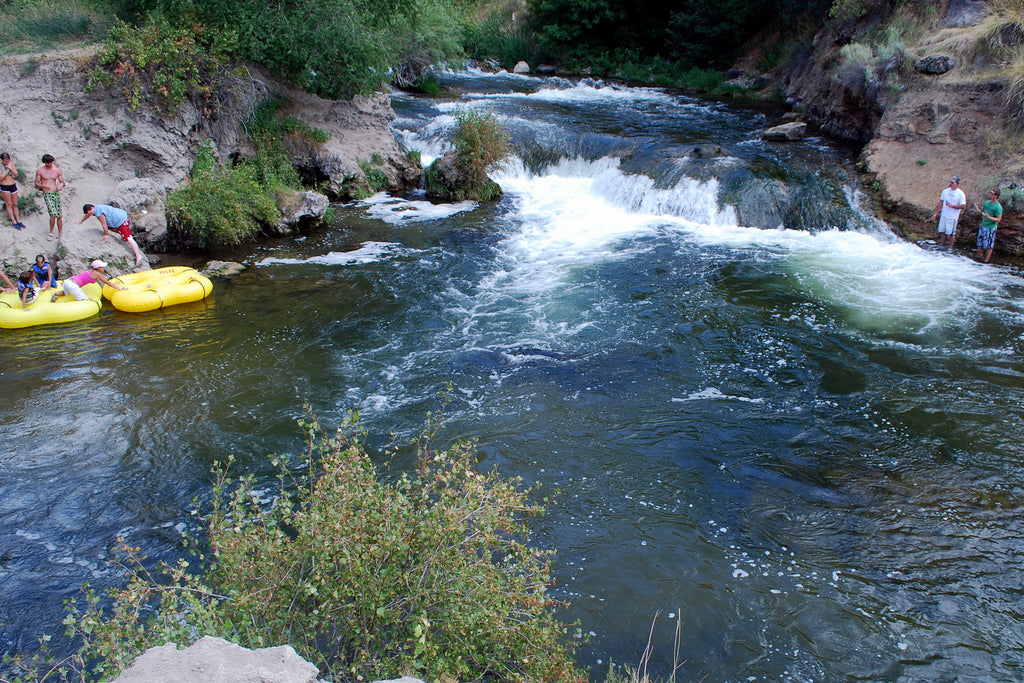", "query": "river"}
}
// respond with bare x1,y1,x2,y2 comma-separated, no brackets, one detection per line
4,70,1024,682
